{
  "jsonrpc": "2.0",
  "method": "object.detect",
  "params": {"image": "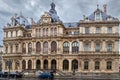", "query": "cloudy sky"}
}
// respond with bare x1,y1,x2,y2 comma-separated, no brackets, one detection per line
0,0,120,45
